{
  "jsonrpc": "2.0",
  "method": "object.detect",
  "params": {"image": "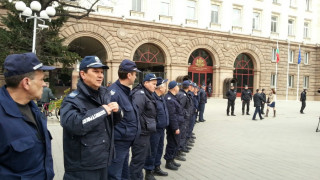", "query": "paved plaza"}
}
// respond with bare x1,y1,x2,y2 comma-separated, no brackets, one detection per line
48,98,320,180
